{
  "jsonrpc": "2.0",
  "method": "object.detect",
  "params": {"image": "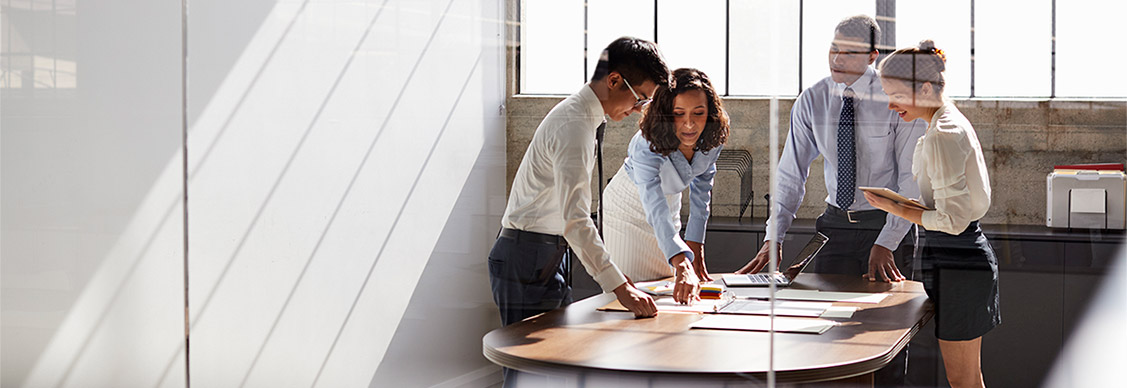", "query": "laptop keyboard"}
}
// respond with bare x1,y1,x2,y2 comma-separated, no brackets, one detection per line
747,274,789,284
